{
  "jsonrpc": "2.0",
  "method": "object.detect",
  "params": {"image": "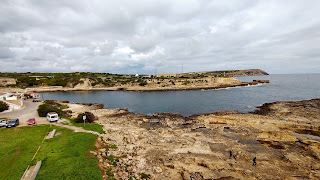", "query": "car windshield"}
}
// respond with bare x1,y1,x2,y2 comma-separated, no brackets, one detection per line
8,120,16,123
28,119,34,121
50,115,57,118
